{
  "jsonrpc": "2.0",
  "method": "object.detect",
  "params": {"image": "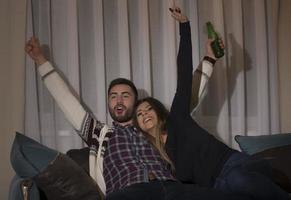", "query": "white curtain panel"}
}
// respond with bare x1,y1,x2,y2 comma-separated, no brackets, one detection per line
25,0,280,152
